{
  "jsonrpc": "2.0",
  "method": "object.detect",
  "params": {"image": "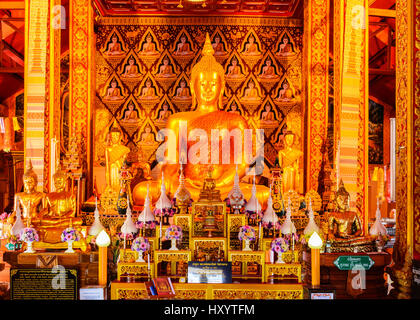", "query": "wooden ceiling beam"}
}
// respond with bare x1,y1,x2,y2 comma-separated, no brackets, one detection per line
368,8,396,18
0,2,25,10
